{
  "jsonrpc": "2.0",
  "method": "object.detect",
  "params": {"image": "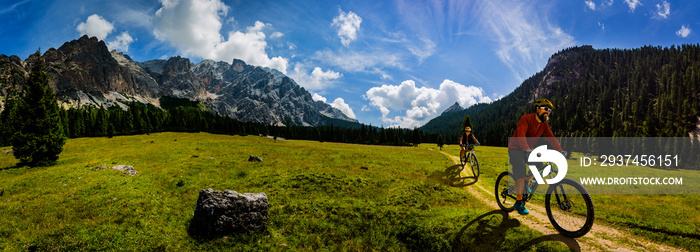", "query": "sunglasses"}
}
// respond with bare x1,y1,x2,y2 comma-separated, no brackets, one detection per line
538,106,552,113
465,131,471,133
